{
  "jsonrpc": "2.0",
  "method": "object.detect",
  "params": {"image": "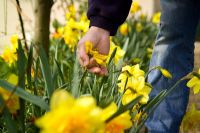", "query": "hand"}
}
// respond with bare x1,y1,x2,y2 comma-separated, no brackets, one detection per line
77,26,110,75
